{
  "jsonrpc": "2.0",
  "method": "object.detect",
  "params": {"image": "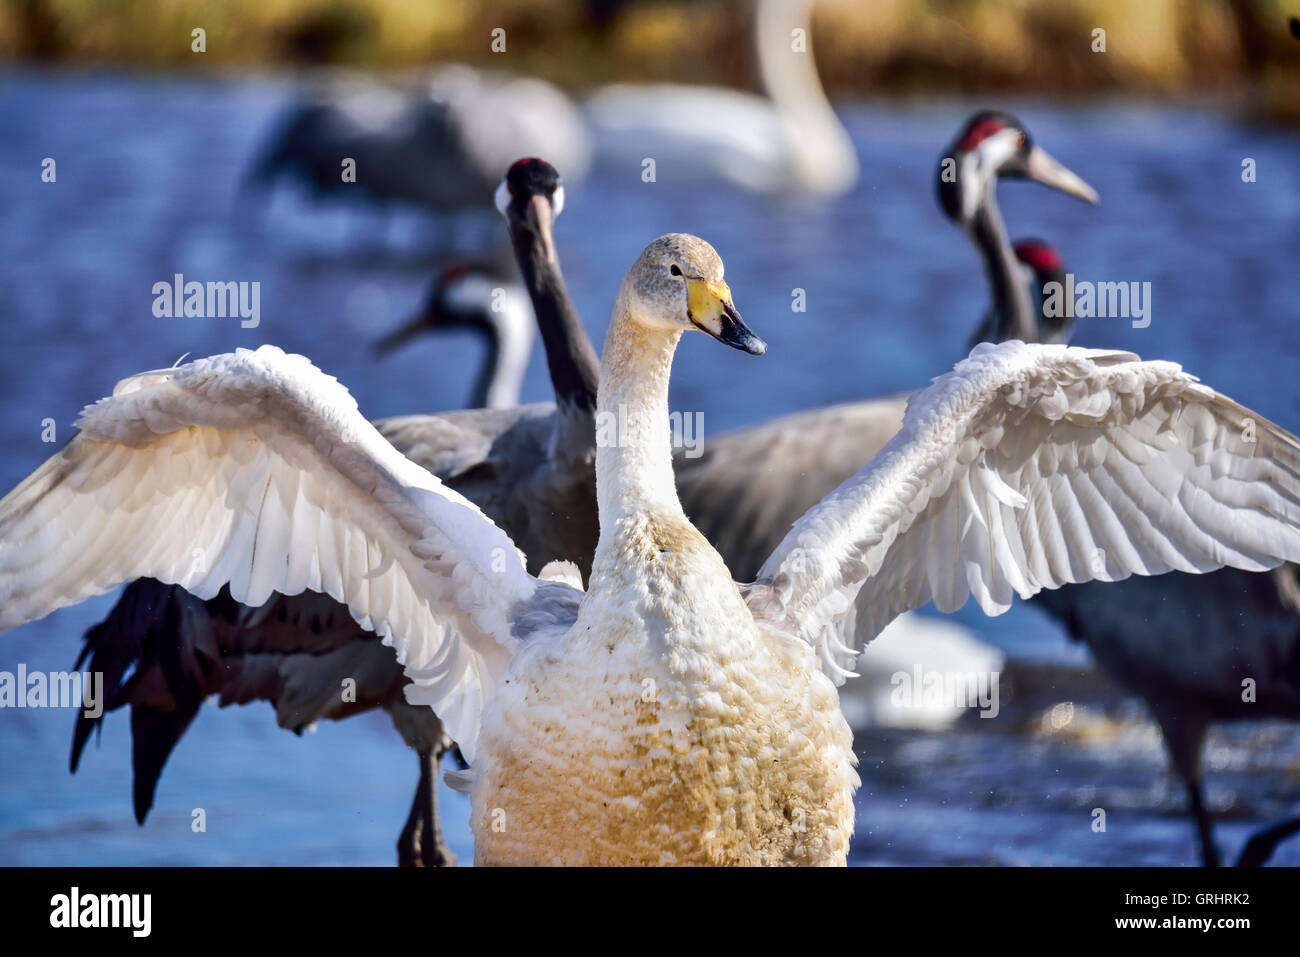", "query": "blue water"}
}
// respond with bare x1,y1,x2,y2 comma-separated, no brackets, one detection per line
1,71,1298,865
